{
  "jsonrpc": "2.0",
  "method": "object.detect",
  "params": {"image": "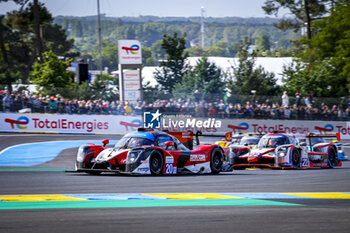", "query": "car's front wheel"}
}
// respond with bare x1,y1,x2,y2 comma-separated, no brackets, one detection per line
291,149,300,168
149,150,163,175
